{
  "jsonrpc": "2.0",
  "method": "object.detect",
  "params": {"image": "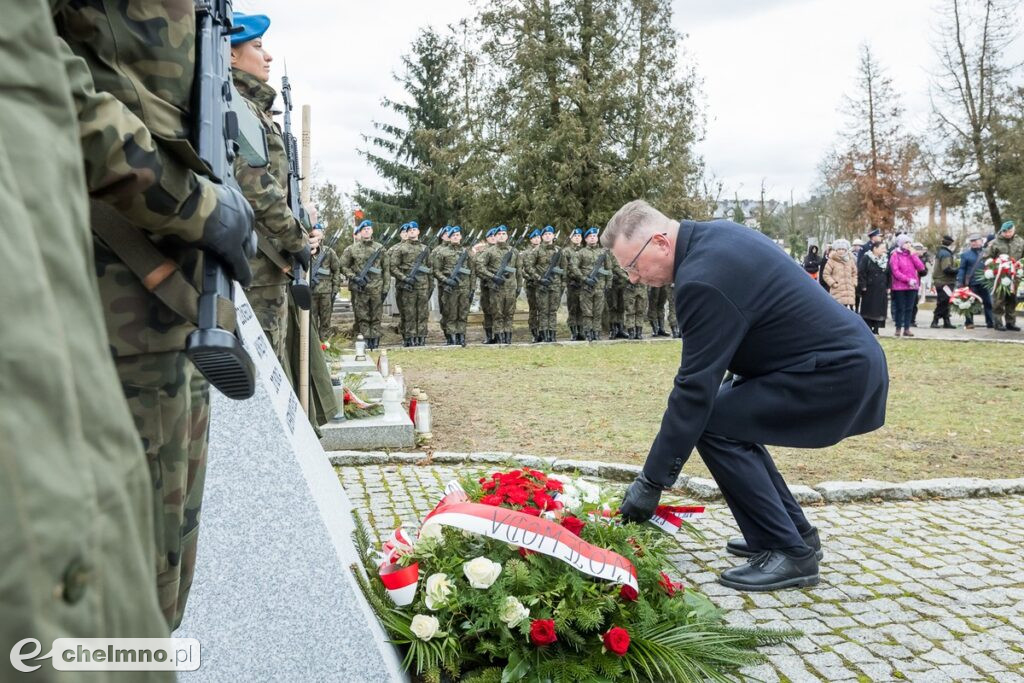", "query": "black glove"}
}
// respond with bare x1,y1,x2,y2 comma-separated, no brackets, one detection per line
351,275,368,291
401,276,416,291
444,277,457,288
540,276,552,288
584,275,597,289
196,183,256,287
290,243,311,271
491,275,505,287
619,473,664,523
515,287,521,298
